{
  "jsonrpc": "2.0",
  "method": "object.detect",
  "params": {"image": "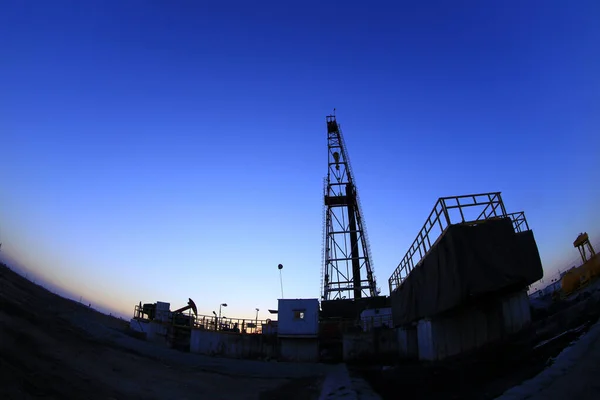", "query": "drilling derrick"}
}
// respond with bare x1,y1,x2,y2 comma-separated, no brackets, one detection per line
322,114,377,301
